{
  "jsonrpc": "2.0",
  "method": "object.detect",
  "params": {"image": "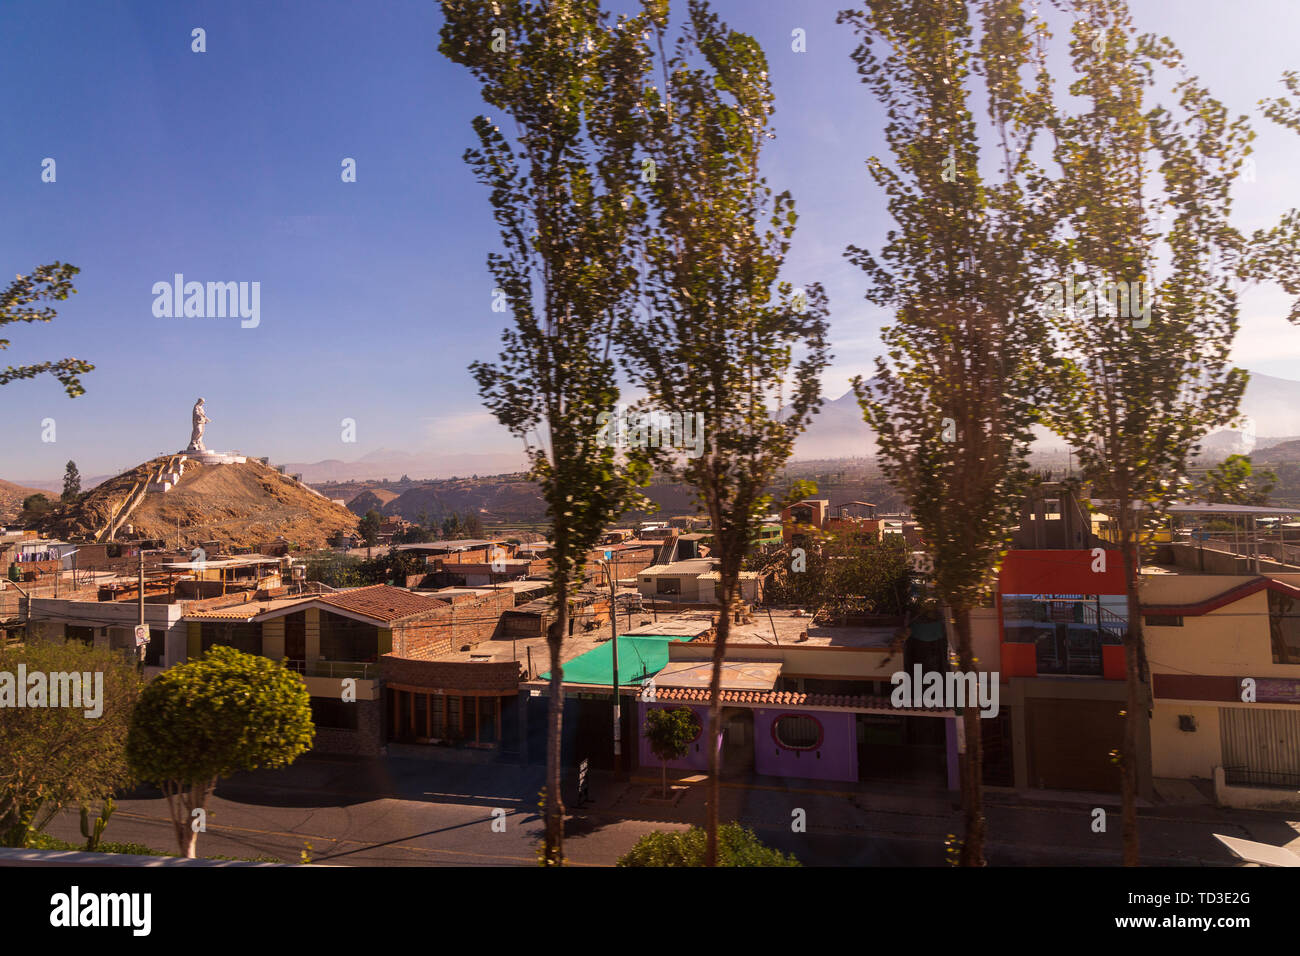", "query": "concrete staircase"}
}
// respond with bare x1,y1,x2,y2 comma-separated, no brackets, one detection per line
96,455,188,542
